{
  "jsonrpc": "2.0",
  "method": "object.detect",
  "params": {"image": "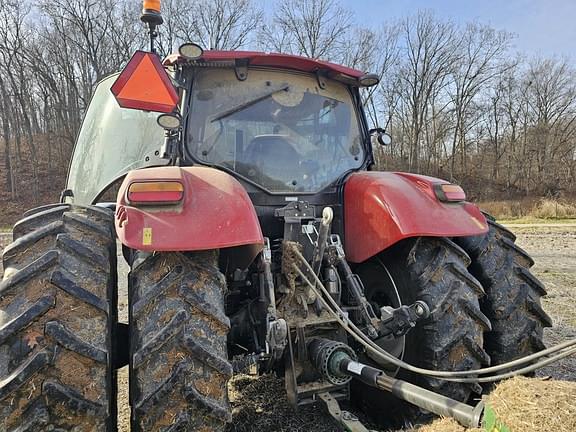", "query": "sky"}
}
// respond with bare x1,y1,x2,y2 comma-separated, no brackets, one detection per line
339,0,576,60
